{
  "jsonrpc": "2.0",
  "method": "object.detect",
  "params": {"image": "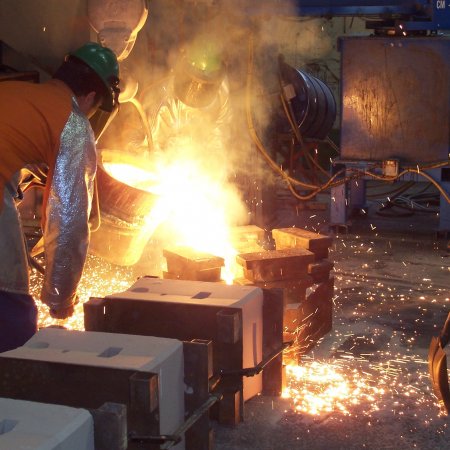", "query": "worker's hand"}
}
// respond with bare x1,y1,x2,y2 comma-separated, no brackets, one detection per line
48,295,79,320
